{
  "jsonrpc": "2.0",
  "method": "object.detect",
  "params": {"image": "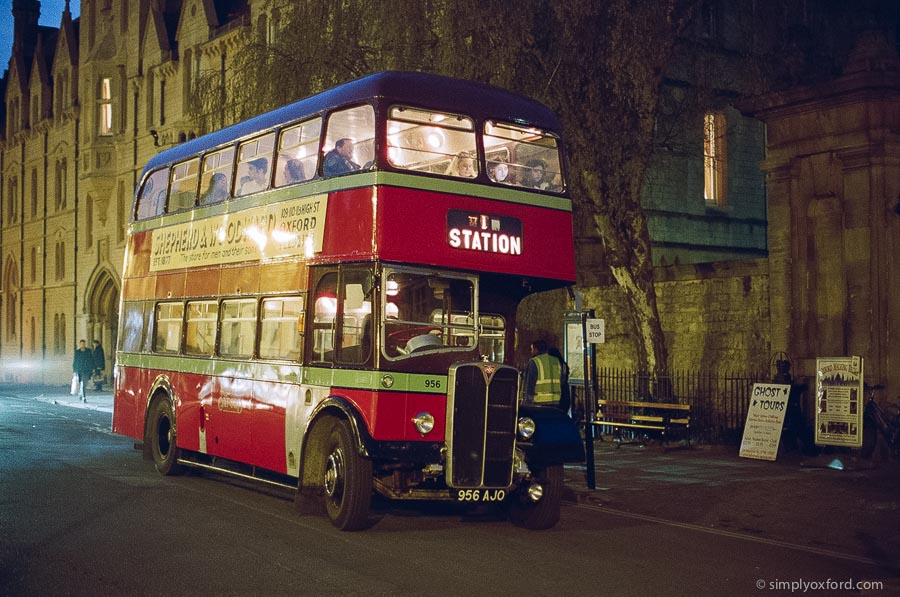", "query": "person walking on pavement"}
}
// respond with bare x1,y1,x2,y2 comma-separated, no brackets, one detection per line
91,339,106,391
522,339,563,408
73,339,93,402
